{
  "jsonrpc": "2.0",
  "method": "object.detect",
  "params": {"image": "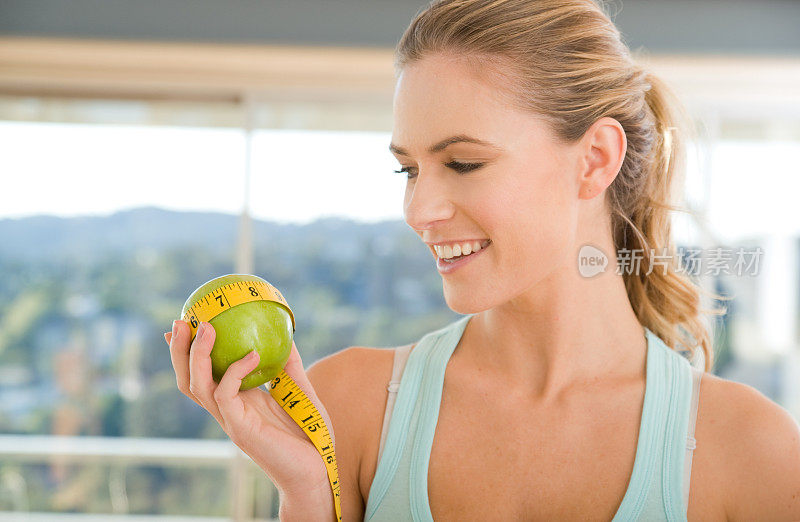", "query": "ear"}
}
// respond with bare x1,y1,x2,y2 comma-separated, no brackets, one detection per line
576,116,627,200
